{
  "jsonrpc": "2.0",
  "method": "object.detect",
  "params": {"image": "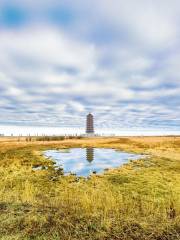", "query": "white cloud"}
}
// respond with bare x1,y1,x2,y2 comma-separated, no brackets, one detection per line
72,0,179,49
0,27,97,74
0,1,179,133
